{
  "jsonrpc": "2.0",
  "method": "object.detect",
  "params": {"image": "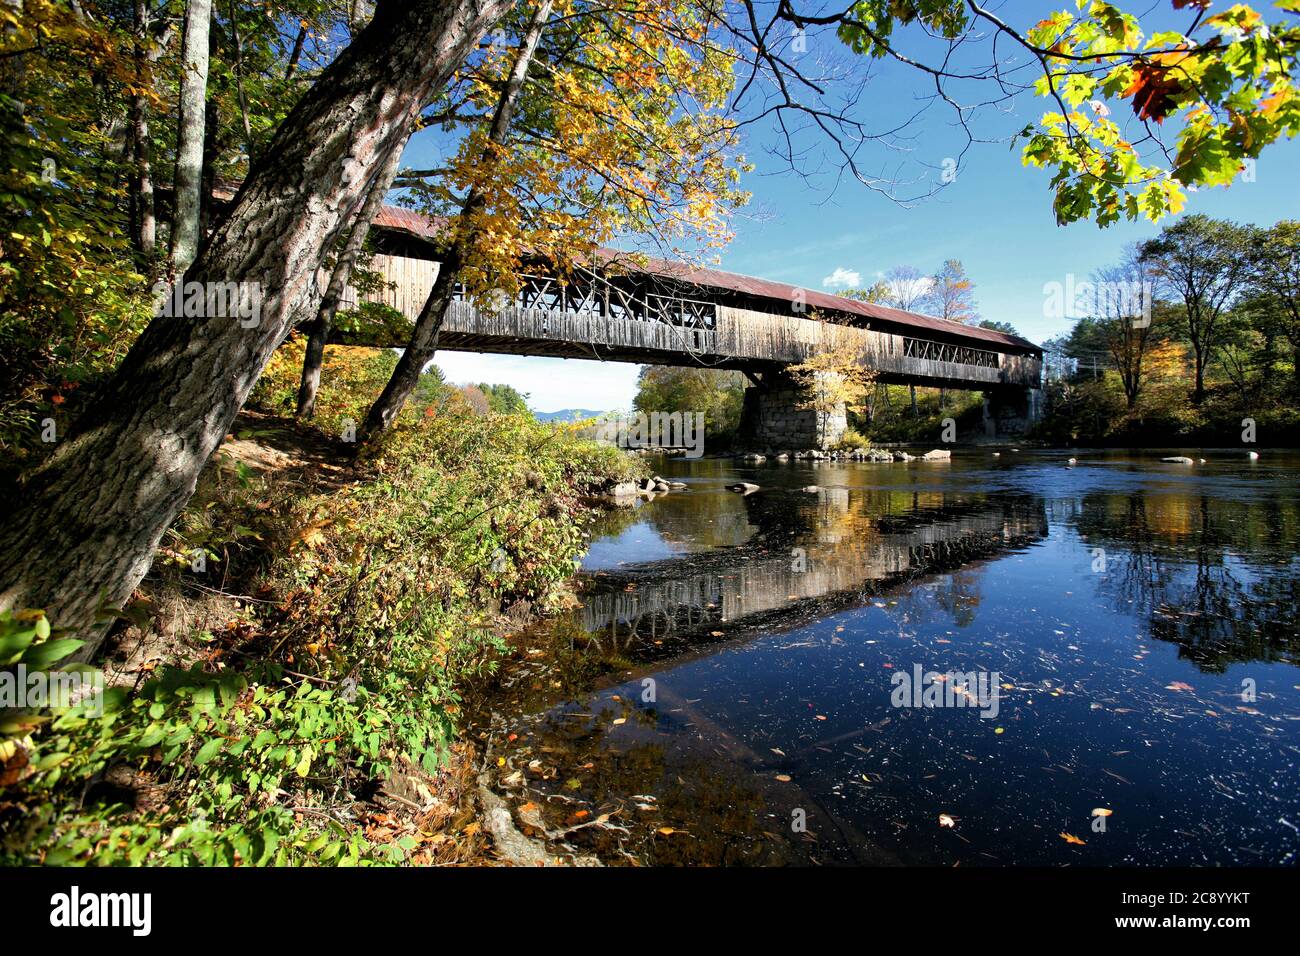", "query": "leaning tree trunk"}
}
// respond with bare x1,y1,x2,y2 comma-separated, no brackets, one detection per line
0,0,512,661
169,0,212,275
361,0,553,443
296,139,407,419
